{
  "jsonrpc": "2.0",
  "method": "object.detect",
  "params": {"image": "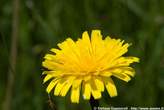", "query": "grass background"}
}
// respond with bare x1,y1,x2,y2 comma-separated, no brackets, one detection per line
0,0,164,110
